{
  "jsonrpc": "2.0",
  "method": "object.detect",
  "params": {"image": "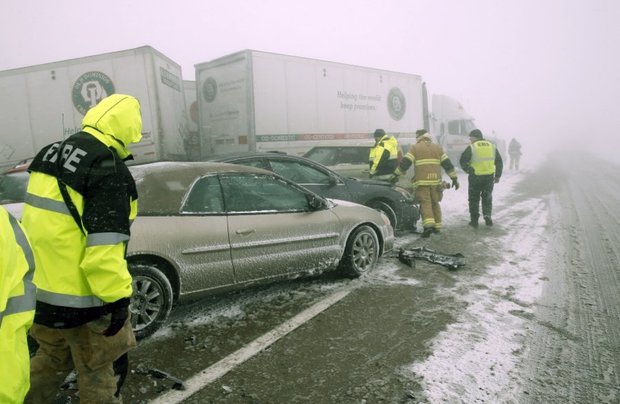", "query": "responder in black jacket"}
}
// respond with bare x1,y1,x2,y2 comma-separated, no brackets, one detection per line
369,129,400,179
23,94,142,403
459,129,503,228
